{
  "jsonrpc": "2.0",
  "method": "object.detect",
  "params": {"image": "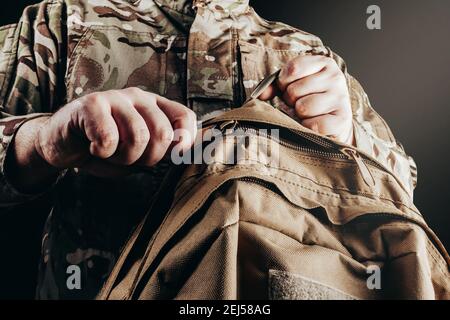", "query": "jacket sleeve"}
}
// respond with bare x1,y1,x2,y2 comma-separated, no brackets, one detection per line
330,50,418,196
0,1,66,207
